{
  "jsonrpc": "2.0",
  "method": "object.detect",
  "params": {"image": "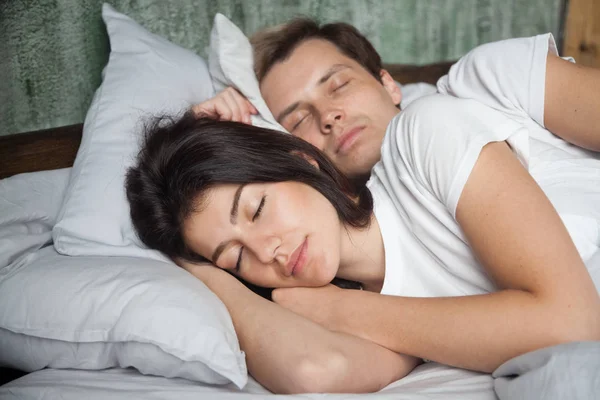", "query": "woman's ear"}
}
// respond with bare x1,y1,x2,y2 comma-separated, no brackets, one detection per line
292,151,320,170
